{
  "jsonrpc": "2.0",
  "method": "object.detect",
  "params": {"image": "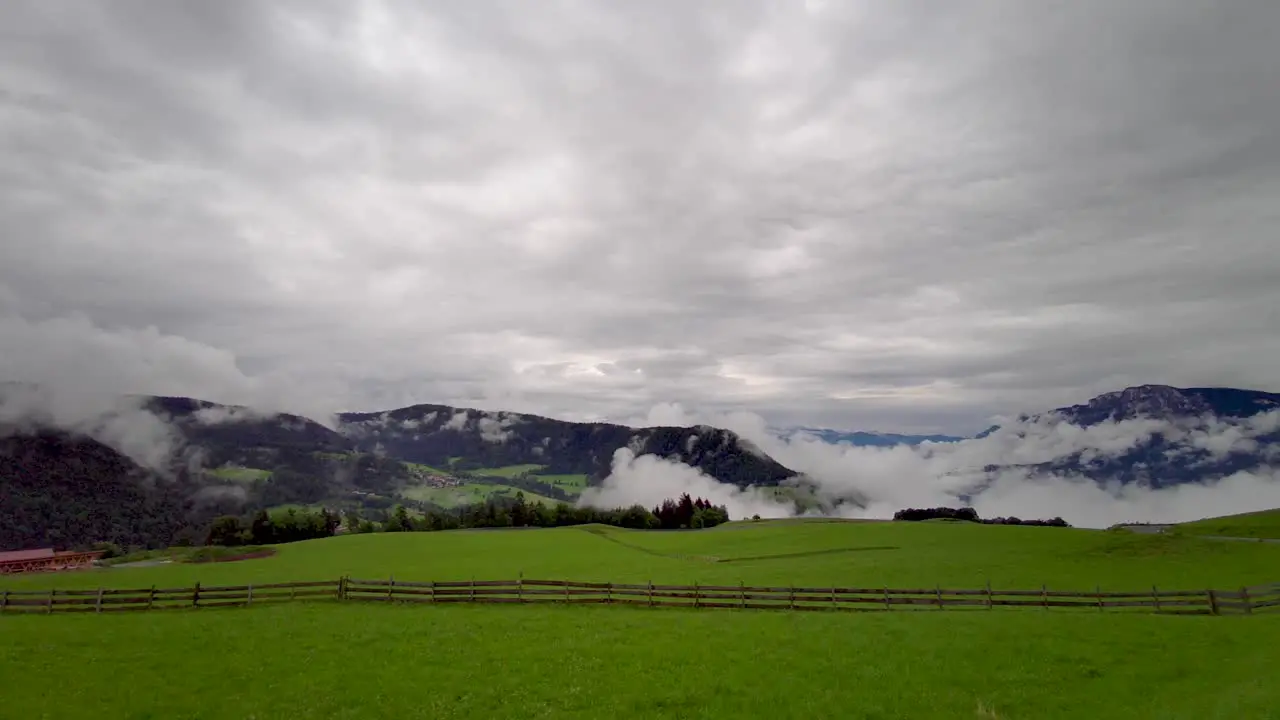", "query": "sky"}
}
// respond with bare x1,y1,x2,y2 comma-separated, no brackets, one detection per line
3,0,1280,436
